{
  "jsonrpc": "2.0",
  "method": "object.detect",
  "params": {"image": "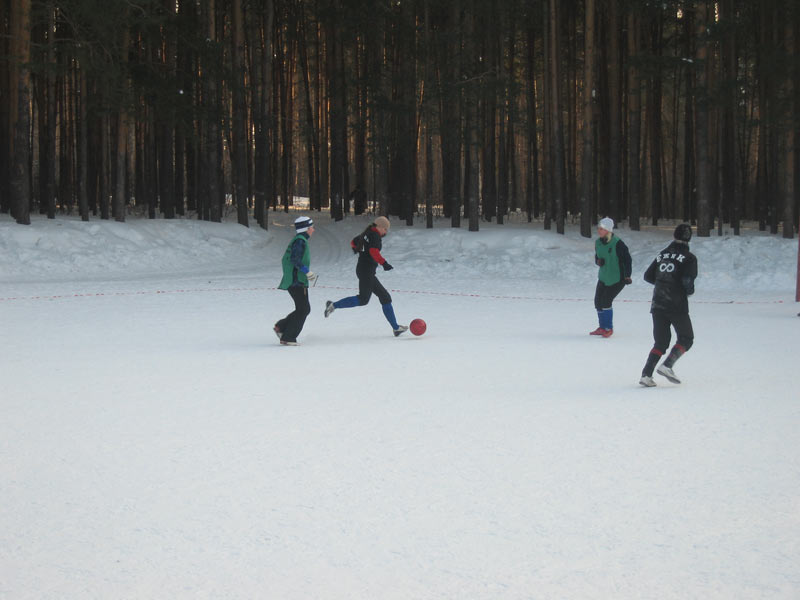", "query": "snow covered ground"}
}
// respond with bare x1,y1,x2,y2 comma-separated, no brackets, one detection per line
1,211,798,599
